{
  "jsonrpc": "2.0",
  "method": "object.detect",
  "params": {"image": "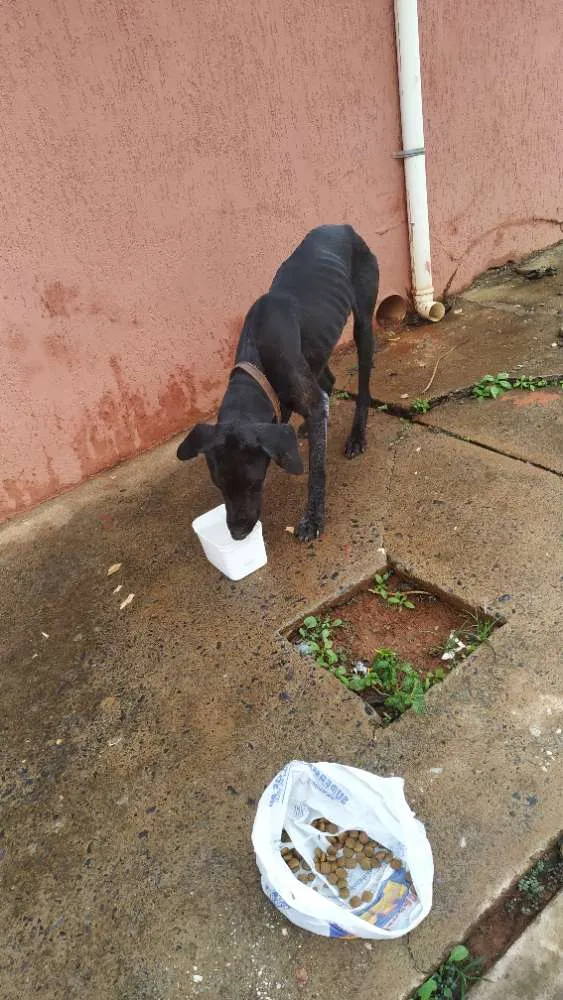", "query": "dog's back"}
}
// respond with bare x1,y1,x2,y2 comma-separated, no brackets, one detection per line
270,224,373,355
